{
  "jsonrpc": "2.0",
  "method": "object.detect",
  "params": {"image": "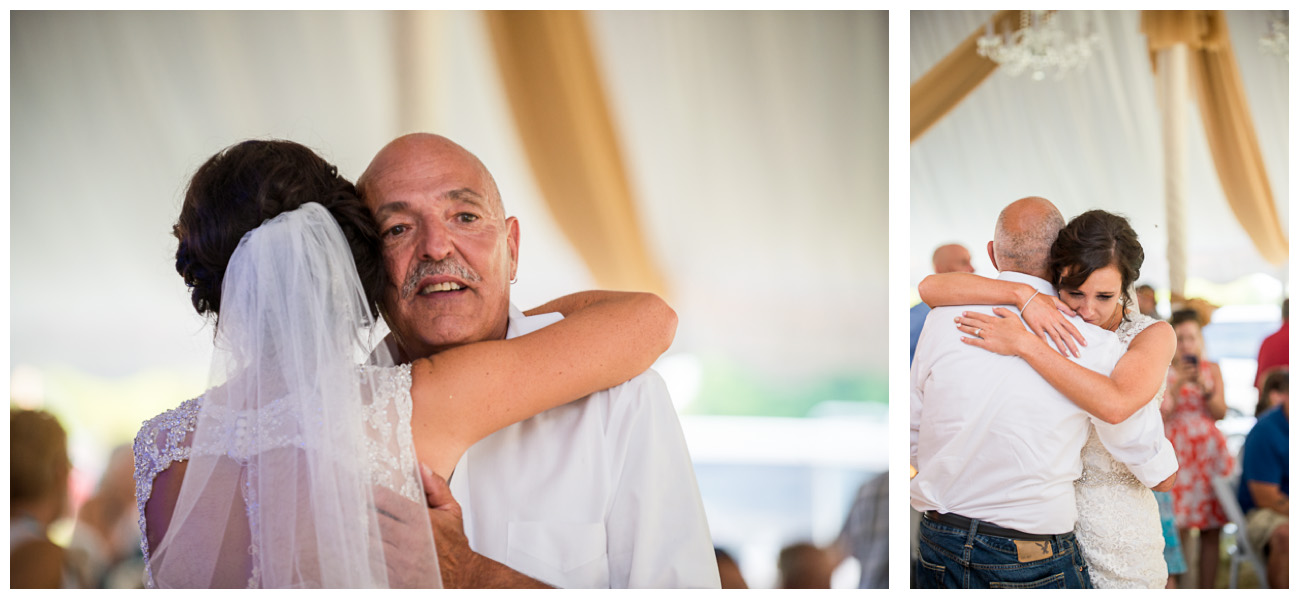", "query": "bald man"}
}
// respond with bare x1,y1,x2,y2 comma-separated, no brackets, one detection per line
358,134,718,589
910,244,975,363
